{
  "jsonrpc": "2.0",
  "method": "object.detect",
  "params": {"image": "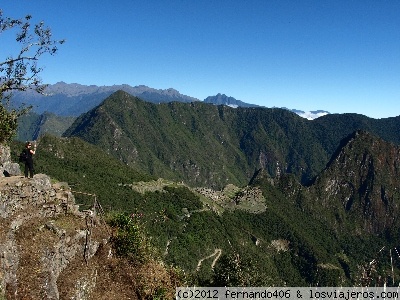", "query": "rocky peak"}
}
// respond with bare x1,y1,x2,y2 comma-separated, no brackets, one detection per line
310,130,400,234
204,94,259,108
